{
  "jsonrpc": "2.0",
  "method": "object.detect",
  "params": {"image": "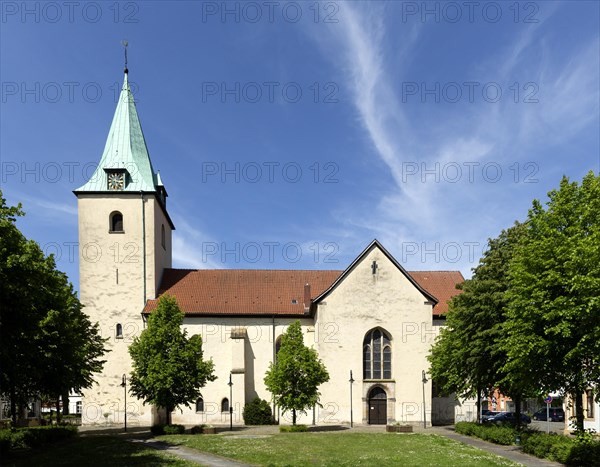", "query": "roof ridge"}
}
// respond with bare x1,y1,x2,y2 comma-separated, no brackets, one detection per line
408,270,463,273
165,268,344,273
